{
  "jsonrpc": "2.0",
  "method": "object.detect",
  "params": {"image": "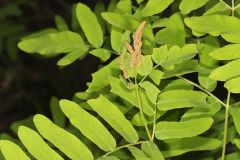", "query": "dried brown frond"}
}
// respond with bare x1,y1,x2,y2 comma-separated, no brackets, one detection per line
126,42,136,68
